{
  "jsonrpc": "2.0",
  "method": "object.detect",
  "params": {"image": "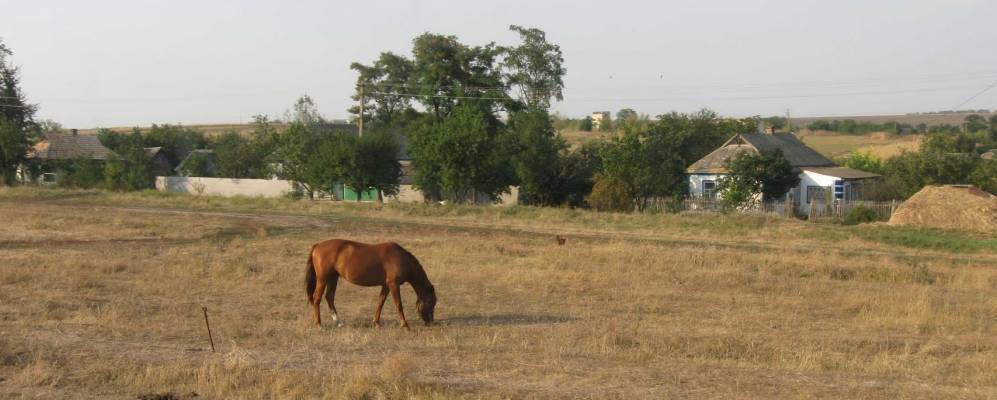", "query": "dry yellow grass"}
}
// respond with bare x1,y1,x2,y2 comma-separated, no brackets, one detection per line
1,188,995,399
798,130,922,159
